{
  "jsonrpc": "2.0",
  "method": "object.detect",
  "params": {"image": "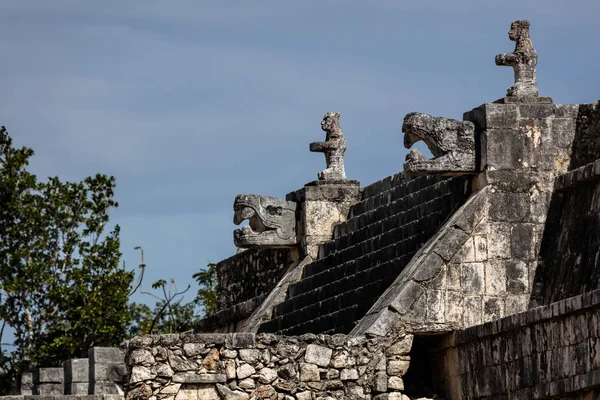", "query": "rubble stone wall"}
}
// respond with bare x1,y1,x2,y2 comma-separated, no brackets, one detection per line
433,288,600,400
124,330,414,400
